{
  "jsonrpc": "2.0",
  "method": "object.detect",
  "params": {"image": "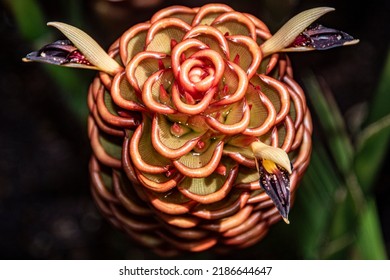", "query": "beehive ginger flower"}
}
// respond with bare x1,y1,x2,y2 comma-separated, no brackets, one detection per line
24,4,358,254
